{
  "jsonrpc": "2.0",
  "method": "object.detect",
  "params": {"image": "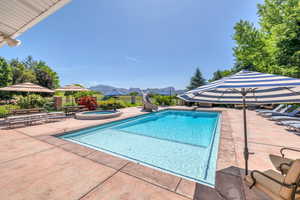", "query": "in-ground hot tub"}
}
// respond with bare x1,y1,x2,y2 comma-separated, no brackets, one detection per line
75,110,122,120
